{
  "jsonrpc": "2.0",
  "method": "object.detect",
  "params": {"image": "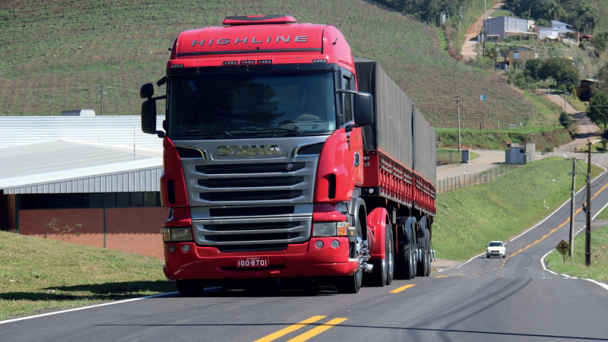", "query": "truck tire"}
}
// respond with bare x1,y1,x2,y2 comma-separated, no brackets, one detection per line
370,224,394,286
396,229,416,280
425,232,432,277
176,280,204,297
417,230,431,277
386,226,394,285
336,220,363,294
